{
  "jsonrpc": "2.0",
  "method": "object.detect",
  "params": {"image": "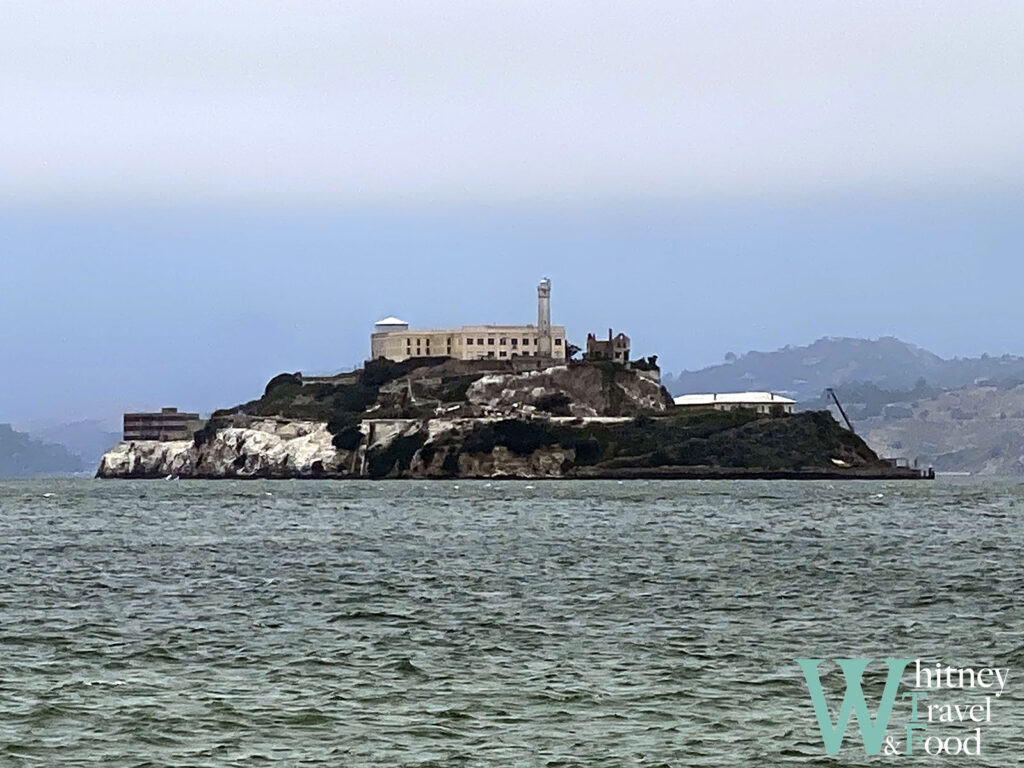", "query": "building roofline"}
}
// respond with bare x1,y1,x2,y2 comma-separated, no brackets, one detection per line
673,392,796,406
373,324,567,334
